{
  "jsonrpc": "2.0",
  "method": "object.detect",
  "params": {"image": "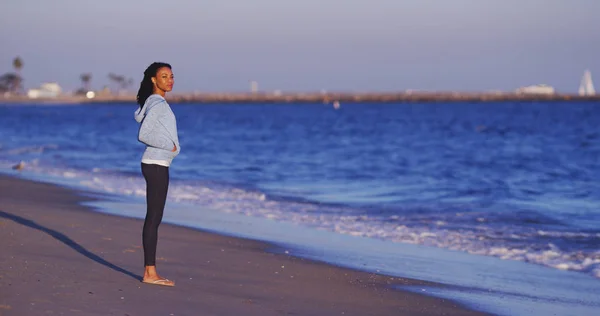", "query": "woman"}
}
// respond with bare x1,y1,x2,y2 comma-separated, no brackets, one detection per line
134,62,180,287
